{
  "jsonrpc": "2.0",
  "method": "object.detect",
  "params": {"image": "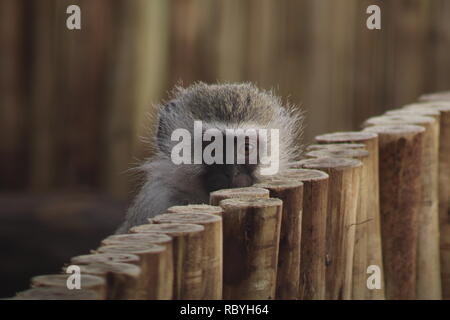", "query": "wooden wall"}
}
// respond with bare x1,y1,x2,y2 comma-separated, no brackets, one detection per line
1,0,450,199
